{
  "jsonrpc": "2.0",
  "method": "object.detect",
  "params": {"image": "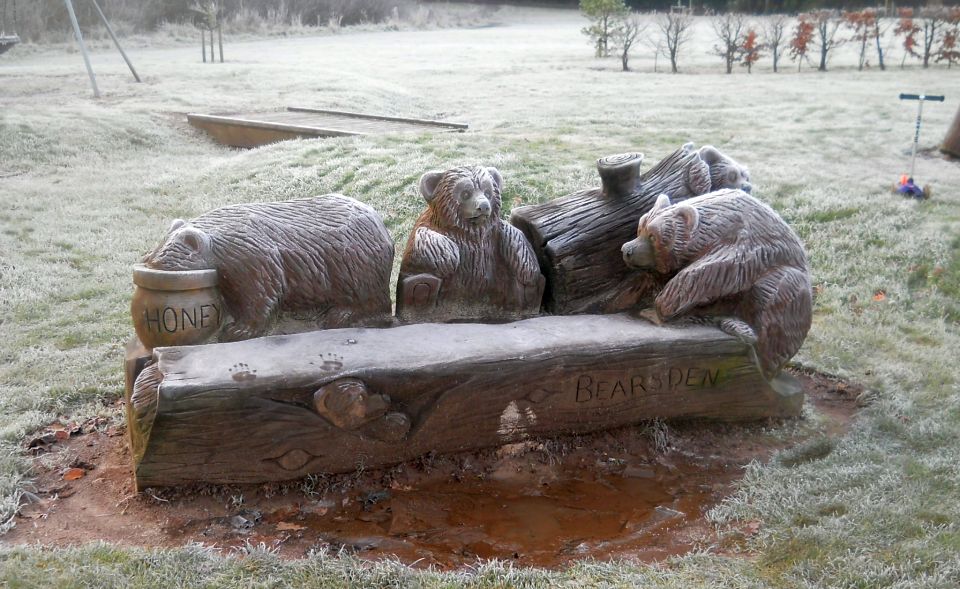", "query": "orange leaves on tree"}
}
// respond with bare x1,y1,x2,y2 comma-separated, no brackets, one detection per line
740,28,762,73
789,15,815,71
894,8,921,60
